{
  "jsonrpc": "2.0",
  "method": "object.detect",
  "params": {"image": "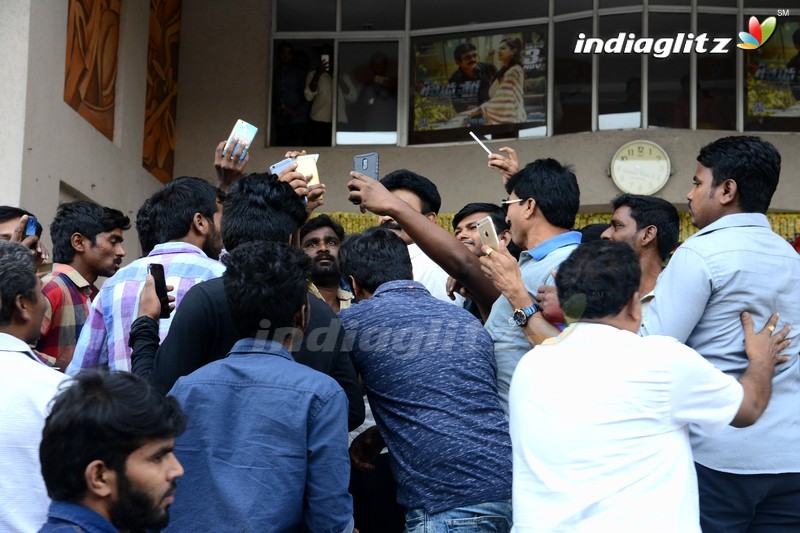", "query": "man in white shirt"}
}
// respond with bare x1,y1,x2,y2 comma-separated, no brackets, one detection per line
509,240,788,532
377,169,463,306
0,240,67,532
